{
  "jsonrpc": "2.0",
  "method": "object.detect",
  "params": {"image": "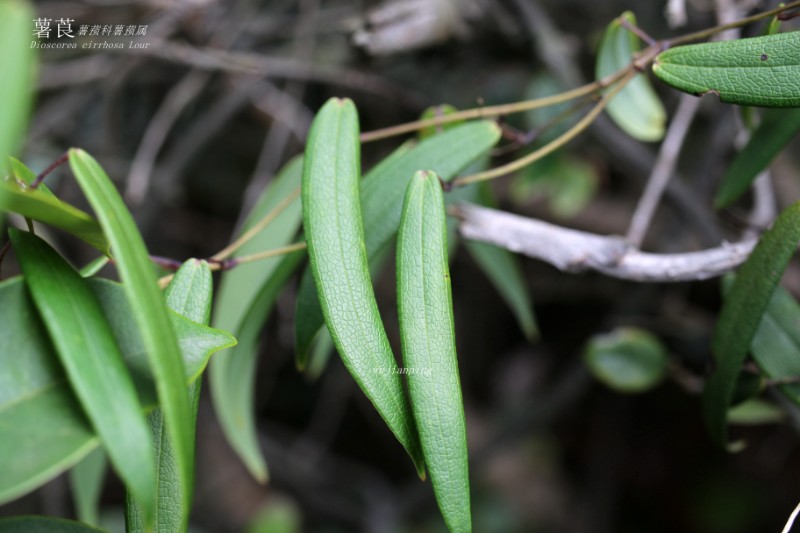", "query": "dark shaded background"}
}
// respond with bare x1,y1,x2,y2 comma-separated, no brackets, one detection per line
3,0,800,531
